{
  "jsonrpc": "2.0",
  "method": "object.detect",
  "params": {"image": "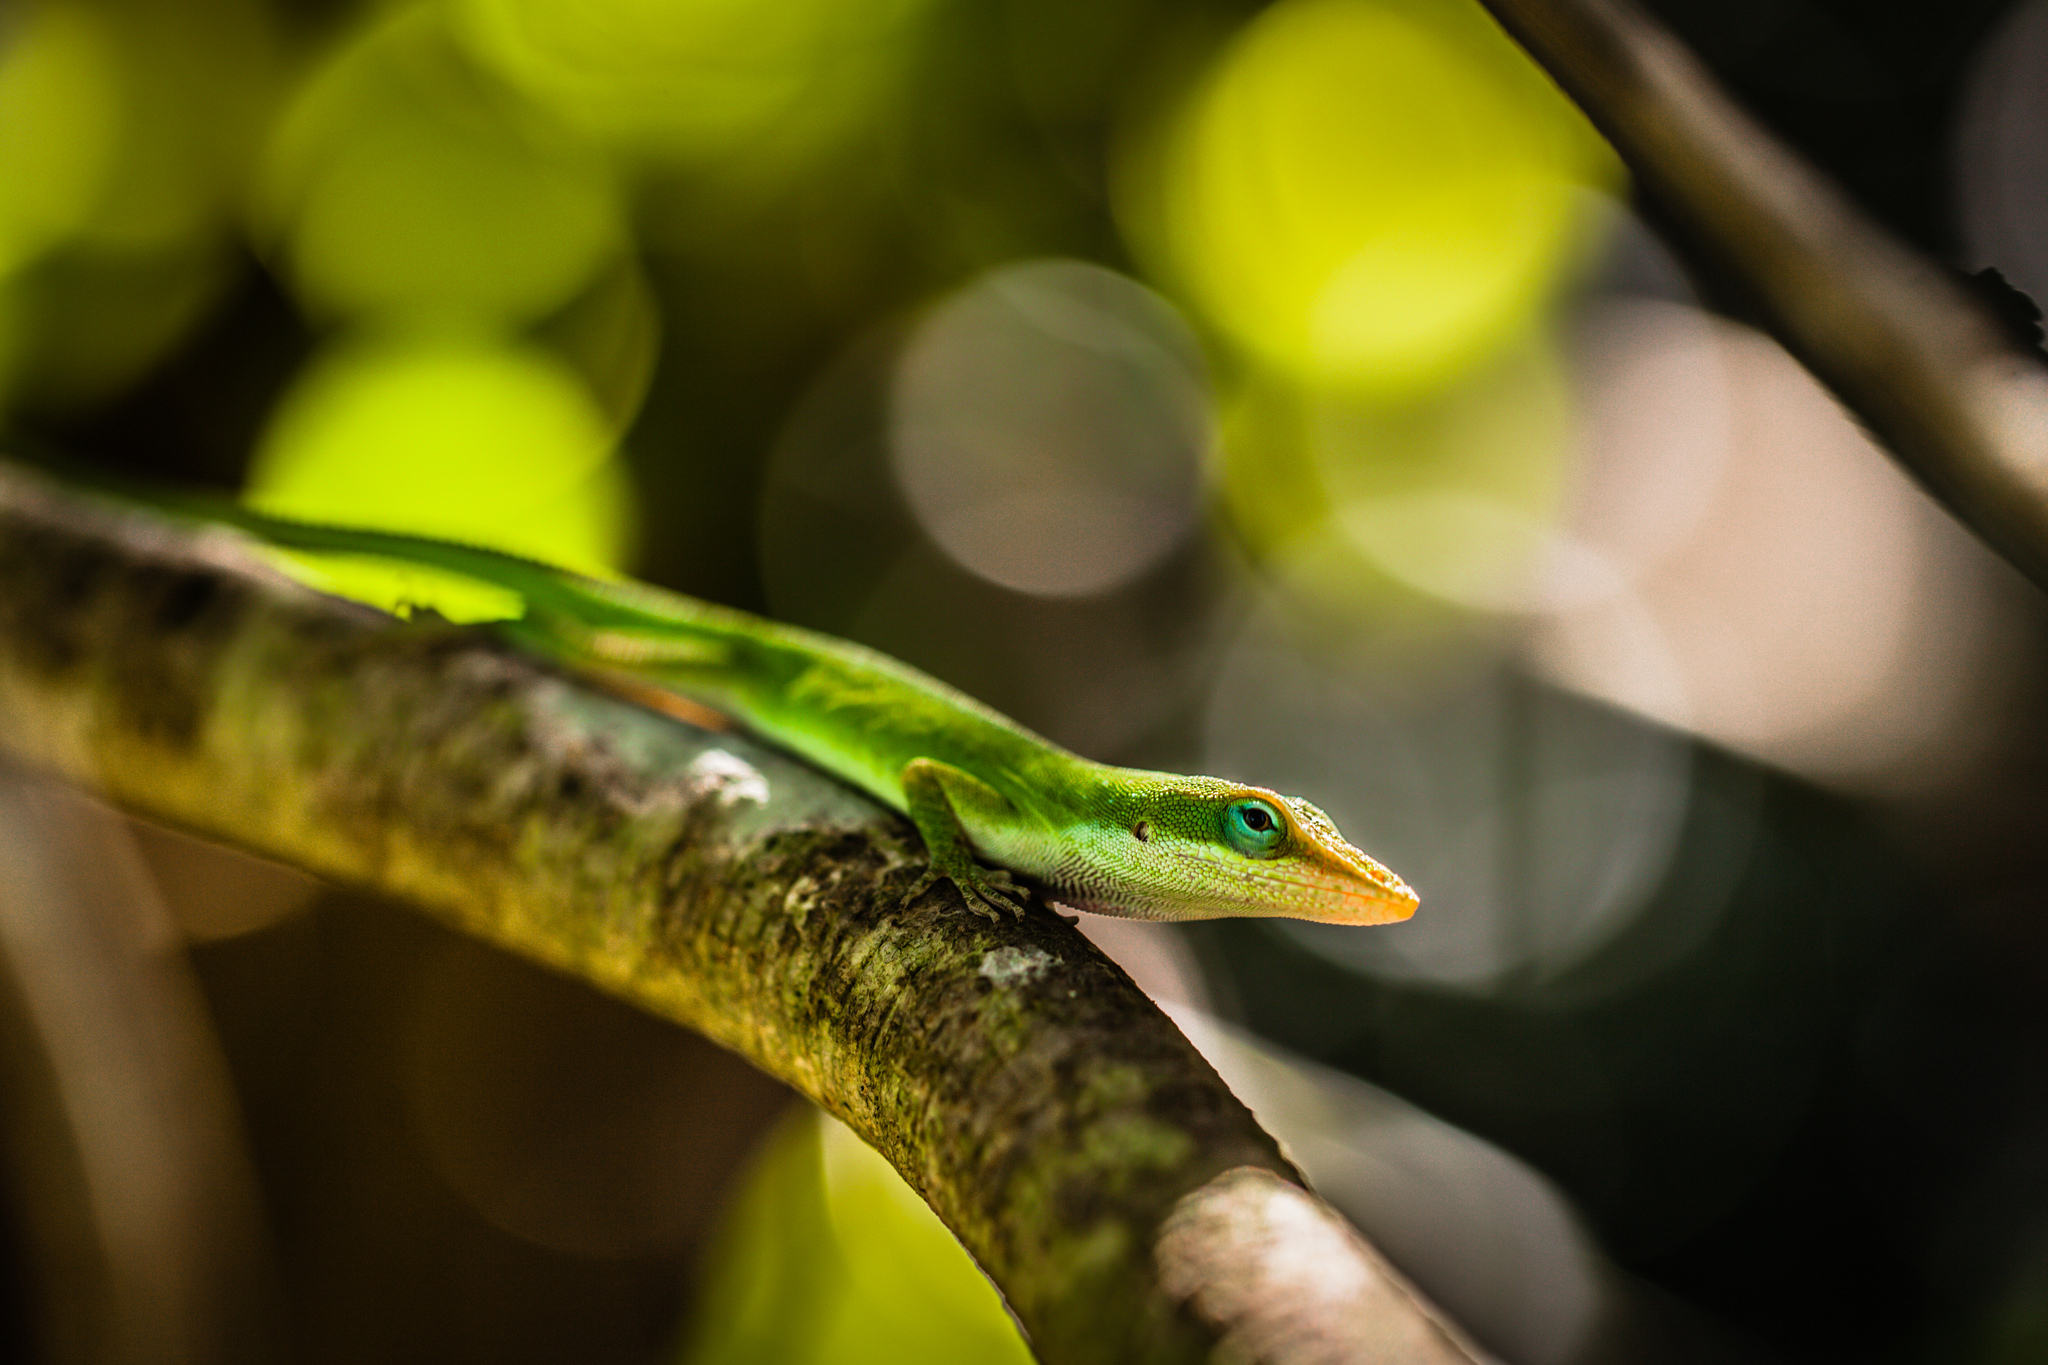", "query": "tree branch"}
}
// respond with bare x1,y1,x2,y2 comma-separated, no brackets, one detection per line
0,462,1489,1365
1478,0,2048,589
